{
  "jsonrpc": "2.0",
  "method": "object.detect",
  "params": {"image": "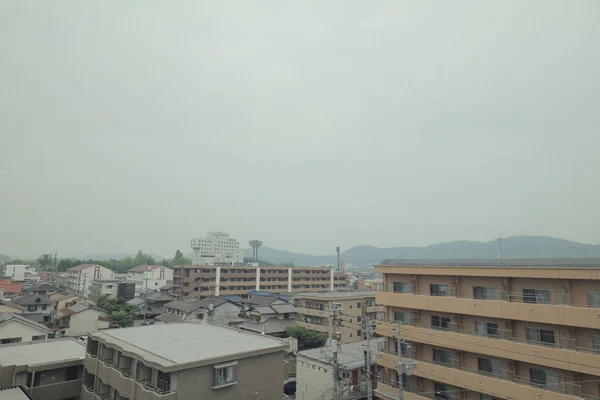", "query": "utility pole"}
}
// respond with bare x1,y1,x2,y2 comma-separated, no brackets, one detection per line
497,237,503,259
364,315,373,400
336,246,340,272
396,323,416,400
328,303,341,399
